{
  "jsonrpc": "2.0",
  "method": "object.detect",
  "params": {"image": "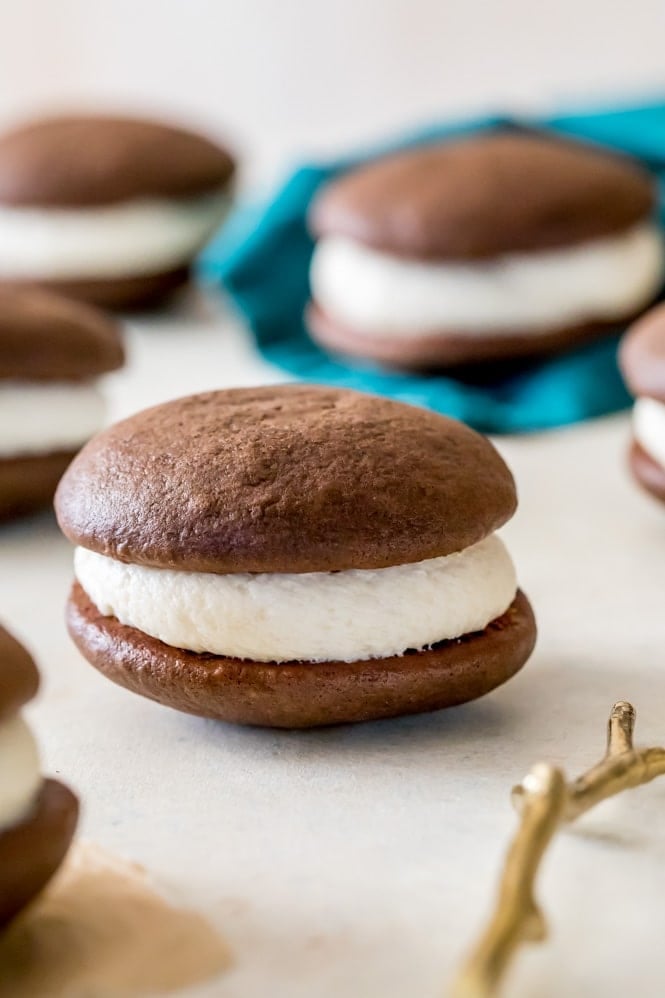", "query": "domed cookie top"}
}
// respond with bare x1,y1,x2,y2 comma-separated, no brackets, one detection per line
0,115,235,208
0,287,124,381
0,623,39,718
309,132,656,260
620,303,665,402
55,386,516,573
